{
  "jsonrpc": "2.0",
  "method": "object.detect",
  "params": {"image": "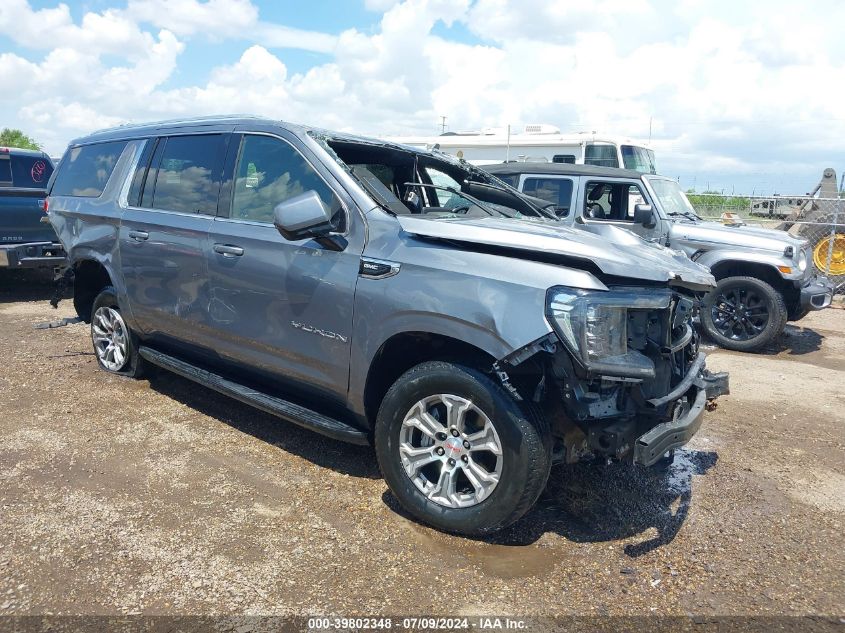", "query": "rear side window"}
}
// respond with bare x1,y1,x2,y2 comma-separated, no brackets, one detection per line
492,173,519,187
0,156,11,185
9,154,53,188
522,177,574,217
145,134,225,215
52,141,128,197
230,134,344,230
